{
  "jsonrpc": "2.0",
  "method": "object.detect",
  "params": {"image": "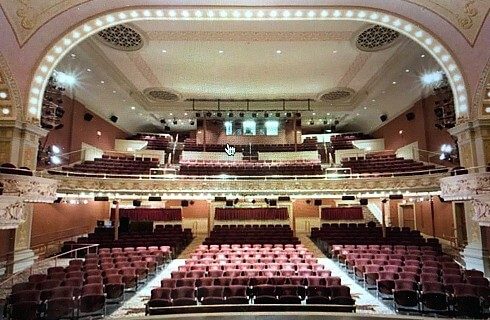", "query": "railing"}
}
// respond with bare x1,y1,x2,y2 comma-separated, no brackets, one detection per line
41,165,453,181
0,244,98,297
412,147,459,168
